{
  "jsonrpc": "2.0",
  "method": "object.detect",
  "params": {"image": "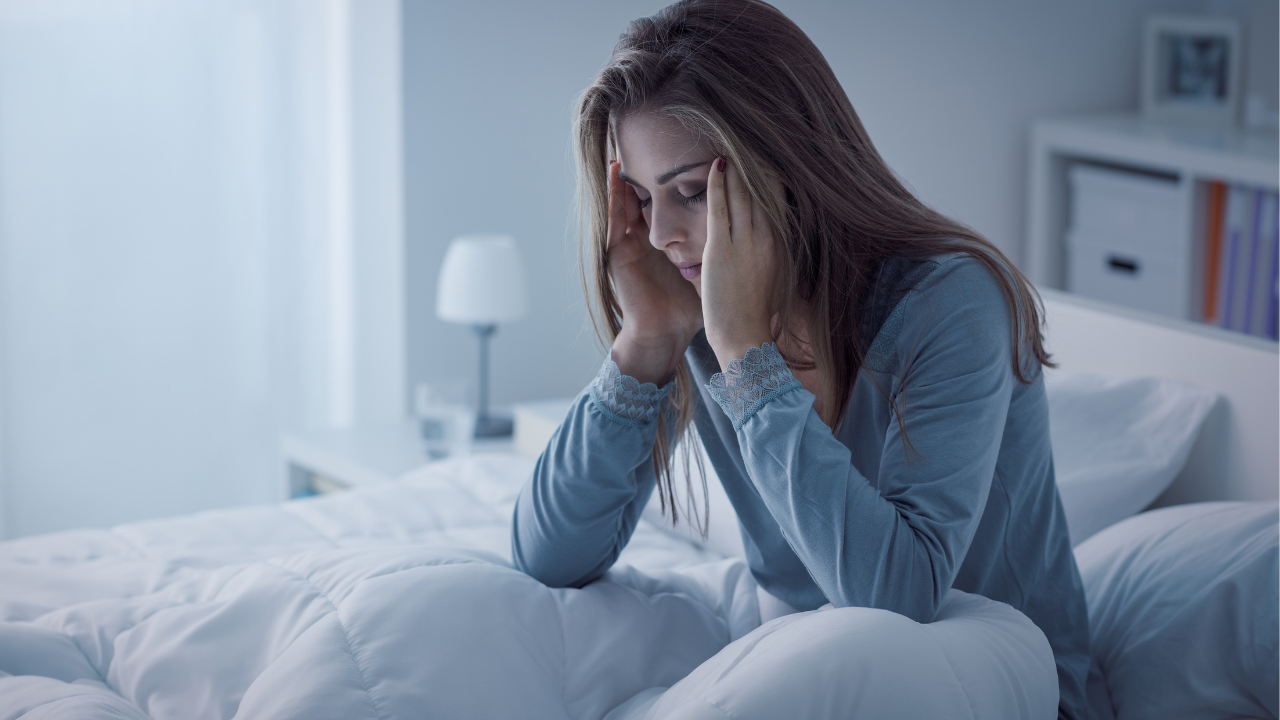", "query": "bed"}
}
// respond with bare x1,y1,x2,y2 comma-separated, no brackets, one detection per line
0,290,1275,720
